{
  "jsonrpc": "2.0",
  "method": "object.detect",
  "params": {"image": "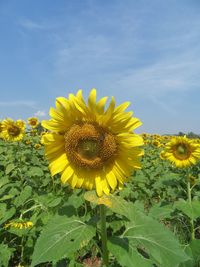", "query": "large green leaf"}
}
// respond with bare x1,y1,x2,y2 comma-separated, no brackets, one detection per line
180,240,200,267
189,239,200,262
108,236,153,267
85,193,189,267
31,215,95,266
148,203,174,219
174,199,200,219
122,210,189,267
0,243,14,267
